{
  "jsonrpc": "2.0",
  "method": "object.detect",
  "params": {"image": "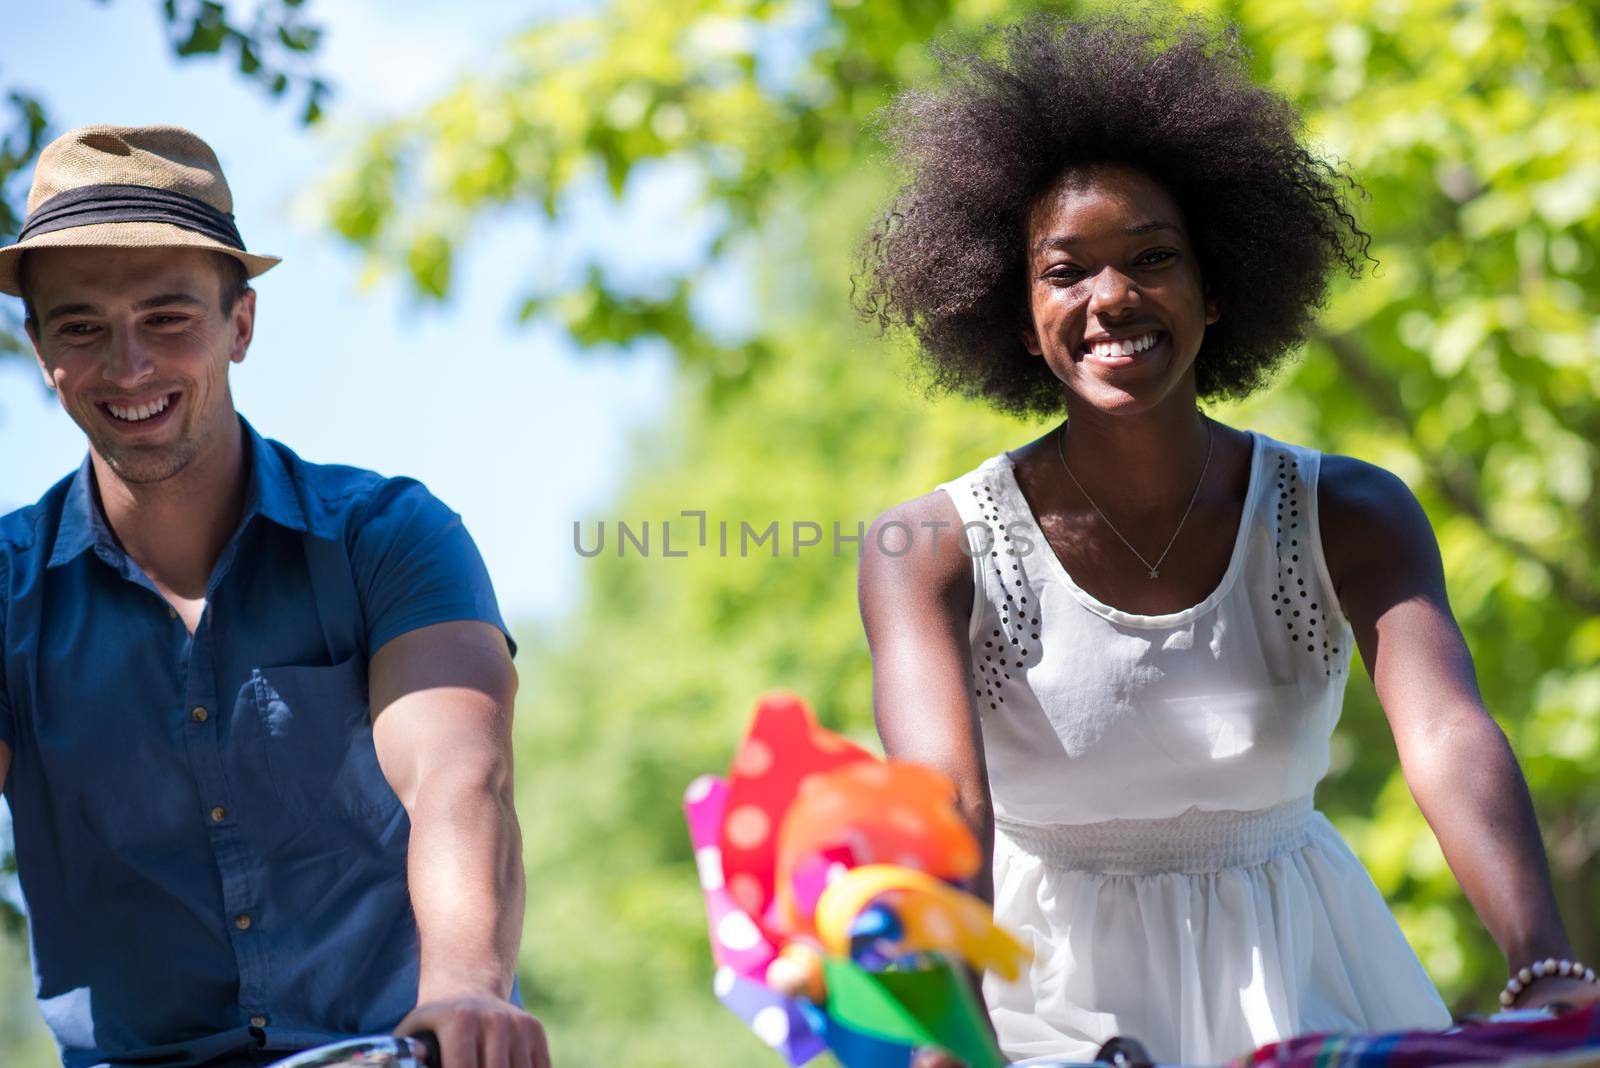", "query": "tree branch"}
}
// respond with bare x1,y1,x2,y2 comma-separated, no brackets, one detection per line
1313,327,1600,616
